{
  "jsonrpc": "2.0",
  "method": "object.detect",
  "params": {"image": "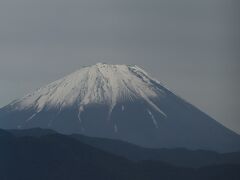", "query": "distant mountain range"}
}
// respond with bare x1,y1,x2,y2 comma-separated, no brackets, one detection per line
1,128,240,180
0,63,240,152
8,128,240,168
